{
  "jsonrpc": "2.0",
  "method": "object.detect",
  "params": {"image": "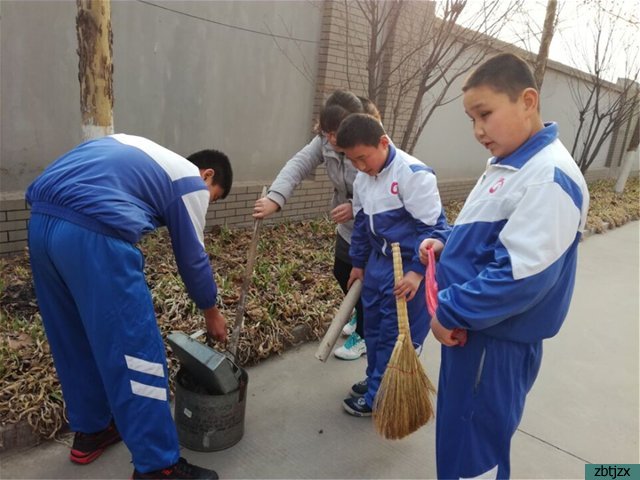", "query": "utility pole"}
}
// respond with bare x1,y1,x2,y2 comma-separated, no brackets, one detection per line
76,0,114,140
